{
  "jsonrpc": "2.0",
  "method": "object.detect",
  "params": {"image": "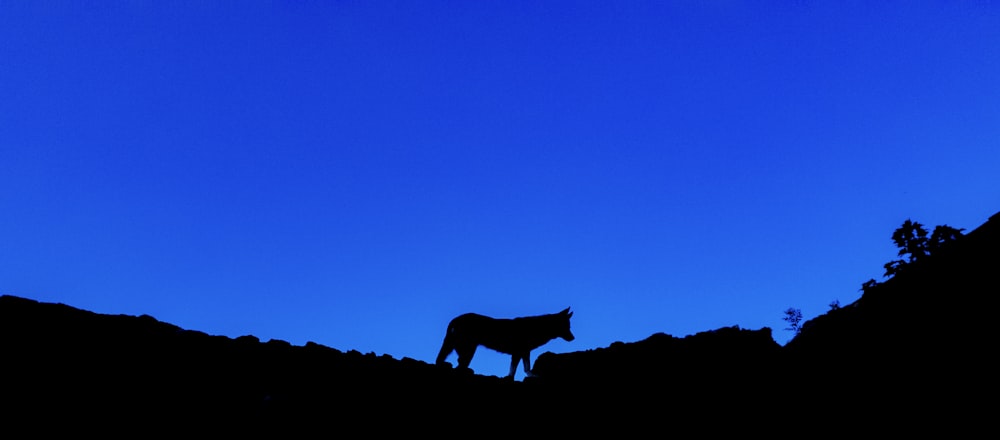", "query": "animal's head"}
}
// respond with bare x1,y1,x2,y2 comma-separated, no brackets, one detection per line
557,307,575,342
